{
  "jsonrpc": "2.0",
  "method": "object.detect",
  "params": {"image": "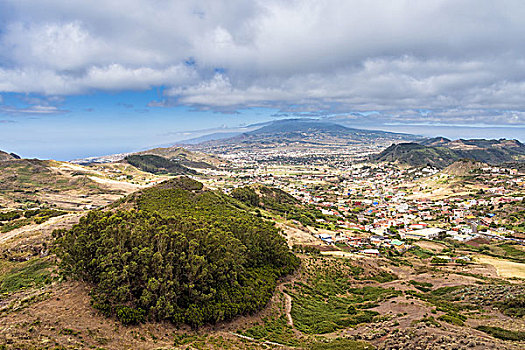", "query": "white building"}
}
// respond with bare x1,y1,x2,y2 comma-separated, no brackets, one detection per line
401,227,443,240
